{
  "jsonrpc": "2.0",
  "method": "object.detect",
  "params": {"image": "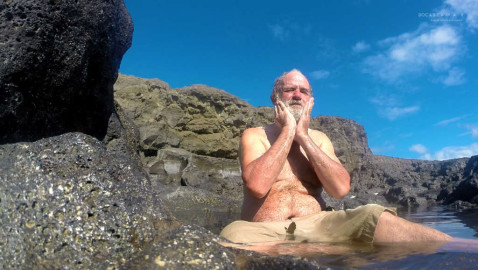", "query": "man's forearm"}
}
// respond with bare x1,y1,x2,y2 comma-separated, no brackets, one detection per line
242,126,295,198
296,135,350,198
